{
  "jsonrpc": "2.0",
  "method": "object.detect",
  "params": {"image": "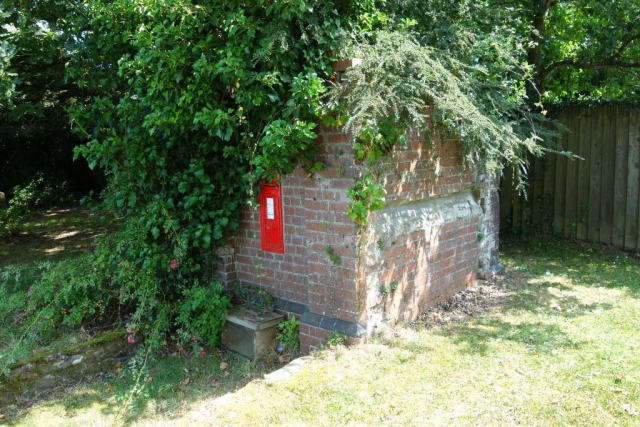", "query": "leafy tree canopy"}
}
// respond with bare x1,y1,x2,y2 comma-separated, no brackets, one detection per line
538,0,640,104
378,0,640,105
0,1,85,191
